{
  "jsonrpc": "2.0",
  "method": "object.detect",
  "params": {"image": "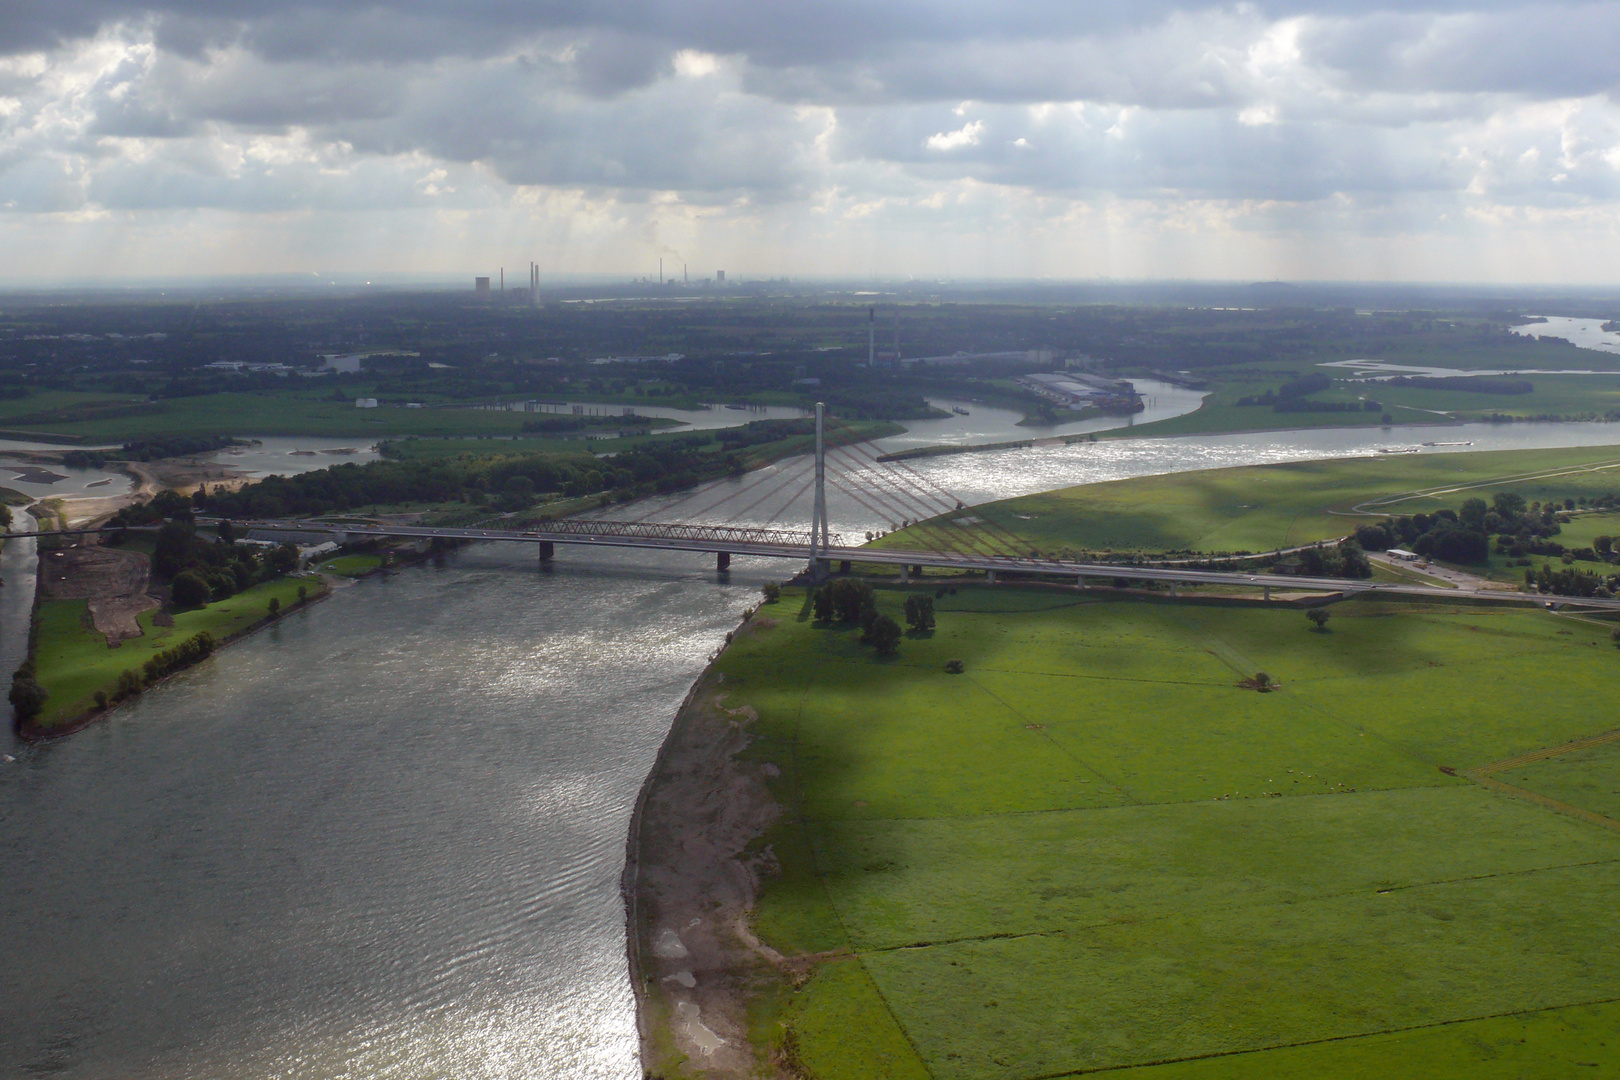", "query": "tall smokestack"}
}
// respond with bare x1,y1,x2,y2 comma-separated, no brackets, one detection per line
868,307,875,366
894,306,900,362
500,267,504,292
659,257,663,285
